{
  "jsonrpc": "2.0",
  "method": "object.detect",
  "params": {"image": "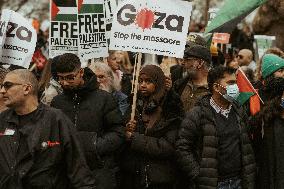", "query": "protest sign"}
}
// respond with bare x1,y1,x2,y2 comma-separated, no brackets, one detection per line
78,0,108,60
0,10,11,59
212,33,230,44
254,35,276,60
105,0,117,39
49,0,78,58
0,9,37,68
109,0,192,58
